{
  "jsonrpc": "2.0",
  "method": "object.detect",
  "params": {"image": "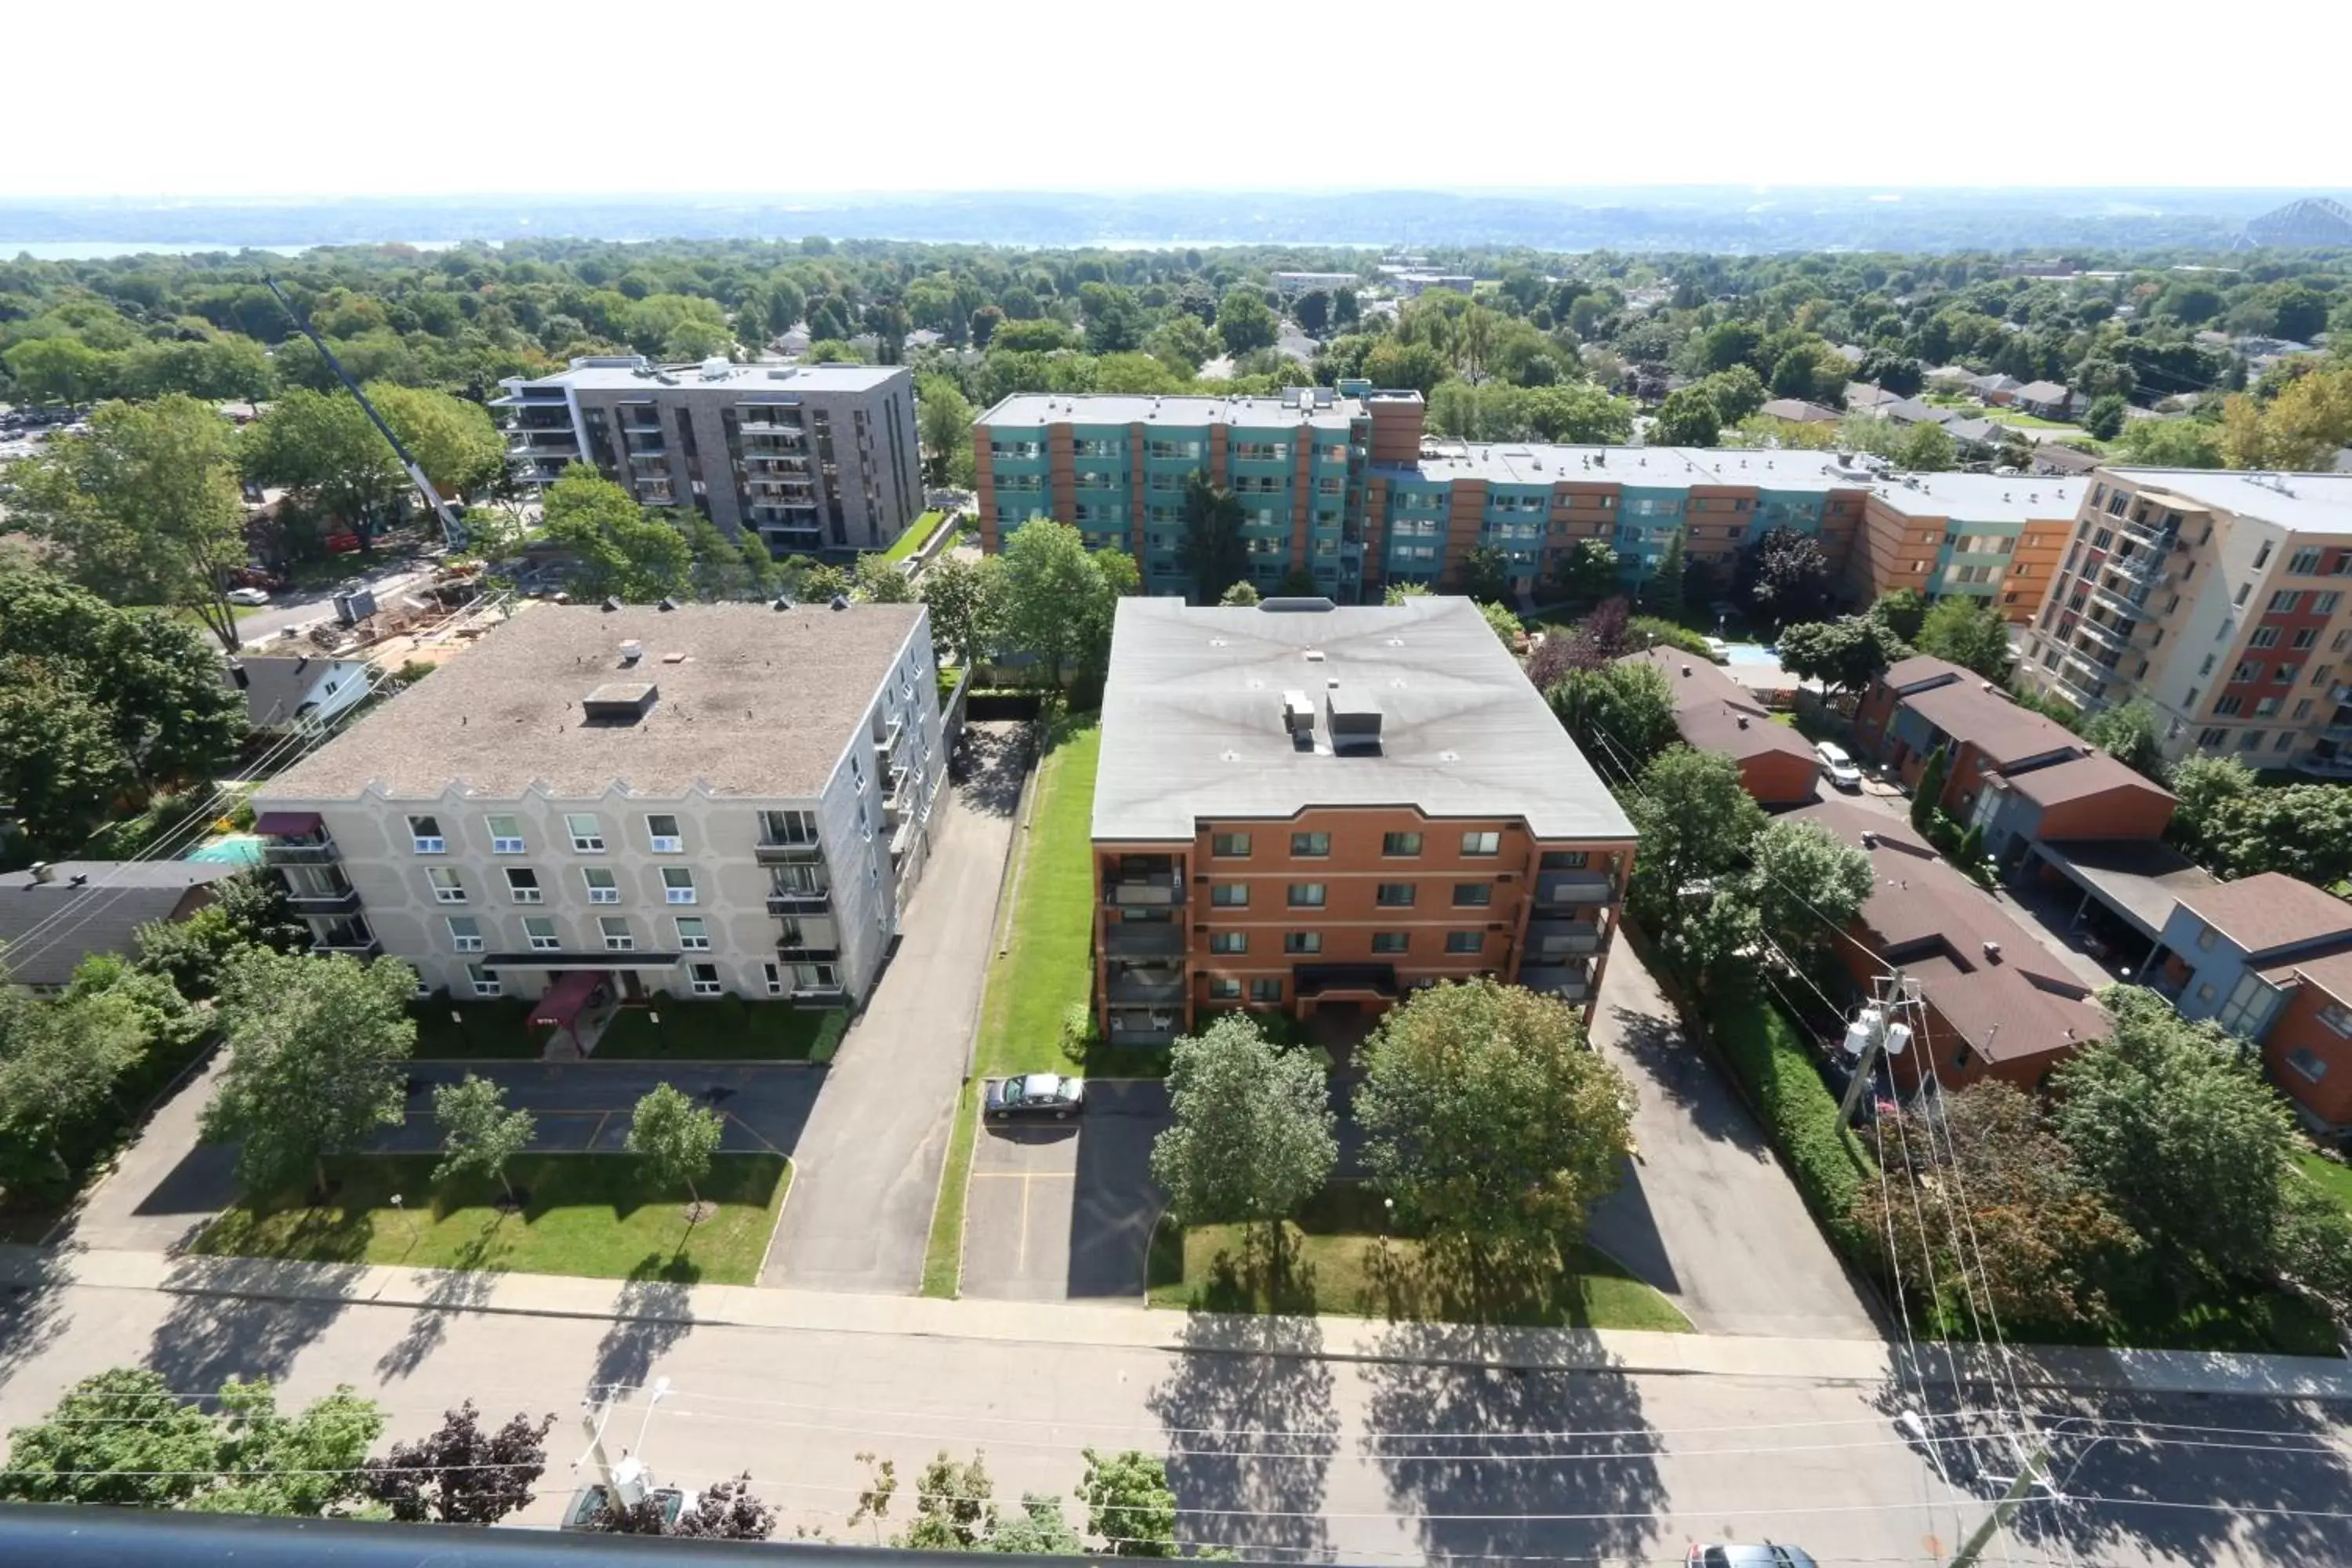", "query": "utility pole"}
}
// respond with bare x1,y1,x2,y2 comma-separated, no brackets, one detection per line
1948,1435,2057,1568
1838,971,1916,1122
